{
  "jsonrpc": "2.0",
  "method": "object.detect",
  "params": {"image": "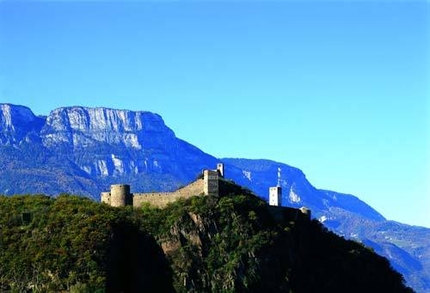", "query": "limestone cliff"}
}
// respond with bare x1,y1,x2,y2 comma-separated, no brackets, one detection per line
40,106,181,177
0,104,44,145
41,106,174,150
